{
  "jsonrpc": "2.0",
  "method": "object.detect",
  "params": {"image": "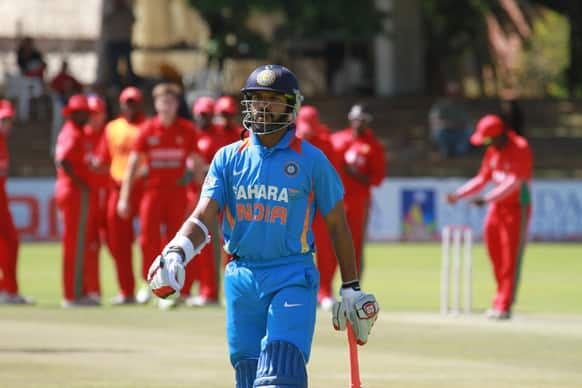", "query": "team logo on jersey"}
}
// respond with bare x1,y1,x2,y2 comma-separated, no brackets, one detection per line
360,144,371,154
257,69,276,86
176,135,183,145
203,175,218,189
147,136,159,145
284,162,299,177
